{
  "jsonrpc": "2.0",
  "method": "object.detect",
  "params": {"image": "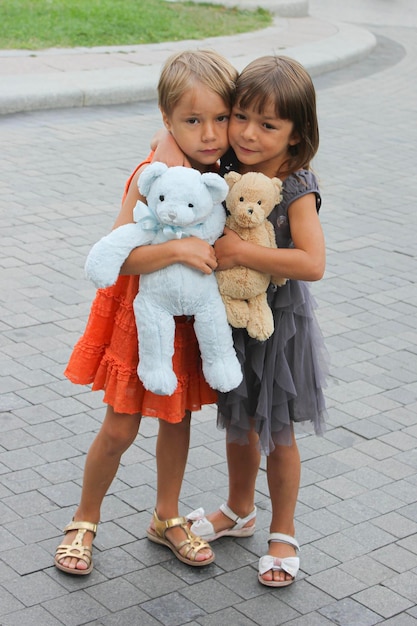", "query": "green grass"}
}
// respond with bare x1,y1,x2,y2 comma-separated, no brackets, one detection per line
0,0,271,50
